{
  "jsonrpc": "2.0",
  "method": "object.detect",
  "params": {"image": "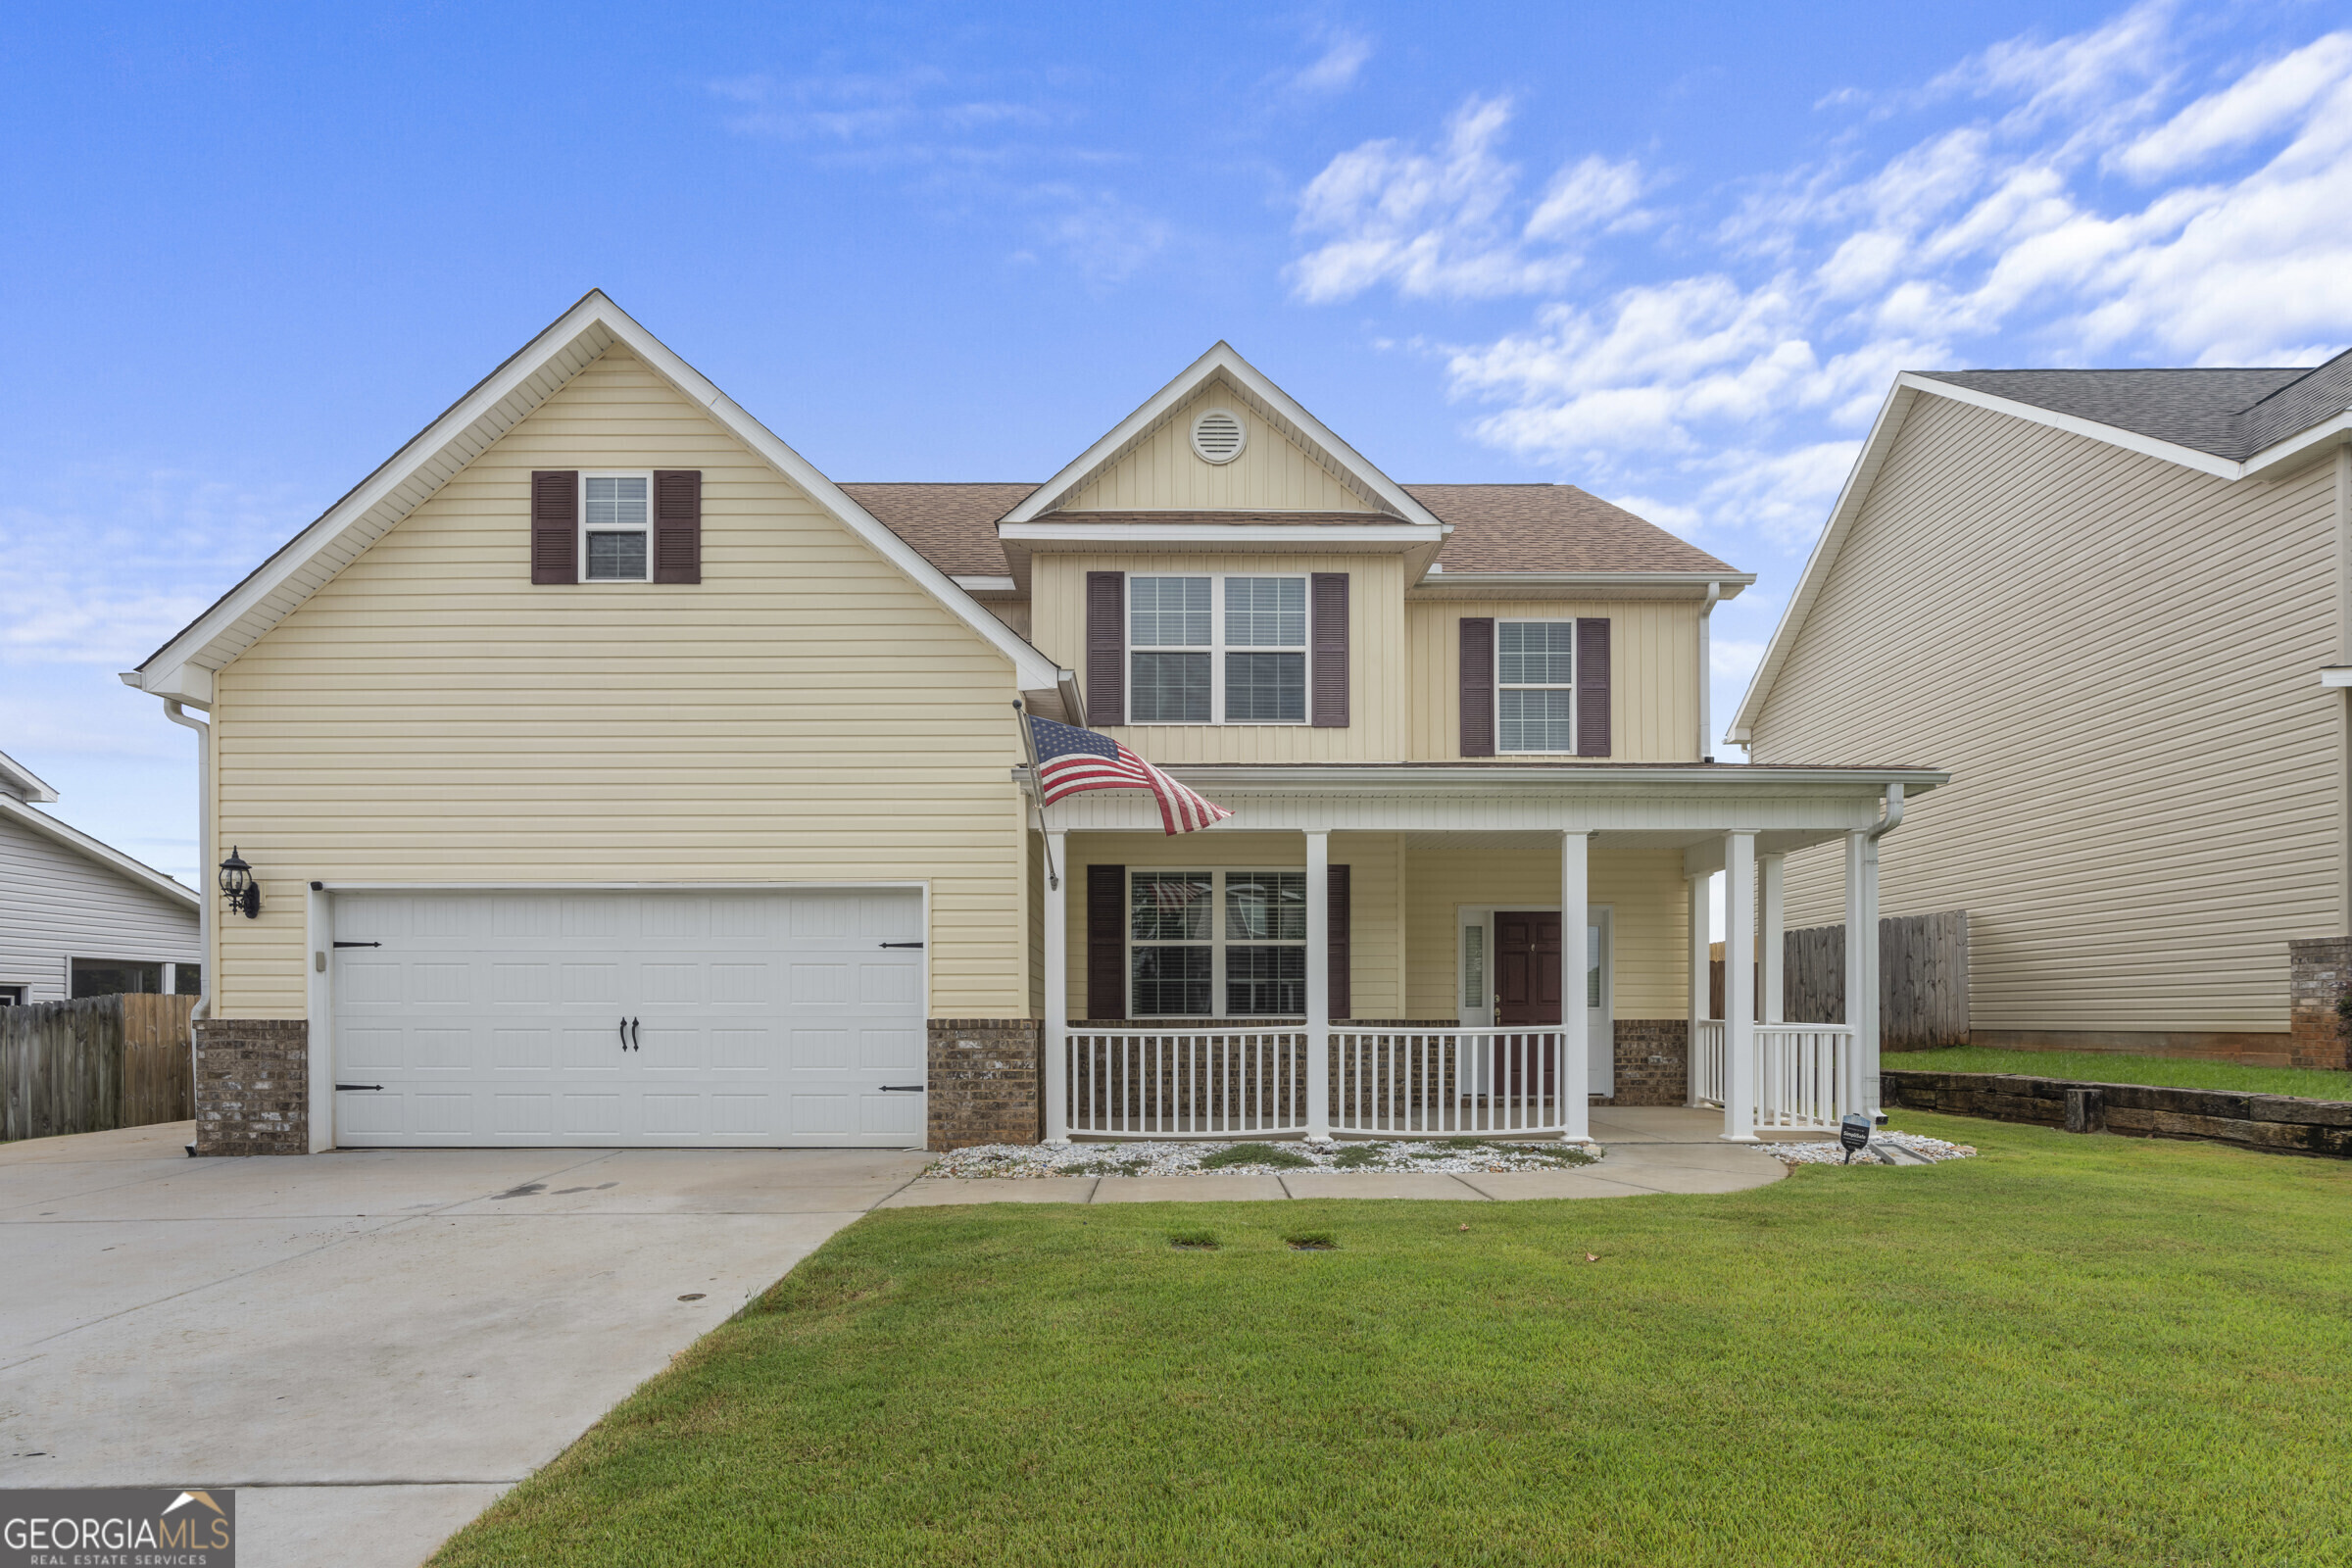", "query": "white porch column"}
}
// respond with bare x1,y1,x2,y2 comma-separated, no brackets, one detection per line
1759,853,1786,1024
1842,830,1868,1120
1305,829,1332,1141
1860,830,1884,1116
1686,872,1710,1107
1561,831,1592,1143
1722,831,1759,1142
1043,830,1069,1143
